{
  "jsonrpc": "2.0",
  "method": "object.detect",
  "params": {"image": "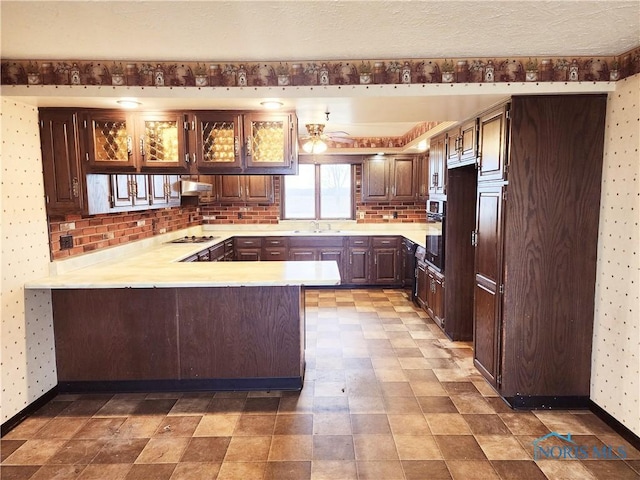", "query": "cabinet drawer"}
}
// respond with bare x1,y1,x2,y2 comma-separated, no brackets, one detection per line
289,236,344,248
348,236,370,247
263,248,287,261
235,237,263,248
372,236,399,248
263,237,288,247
